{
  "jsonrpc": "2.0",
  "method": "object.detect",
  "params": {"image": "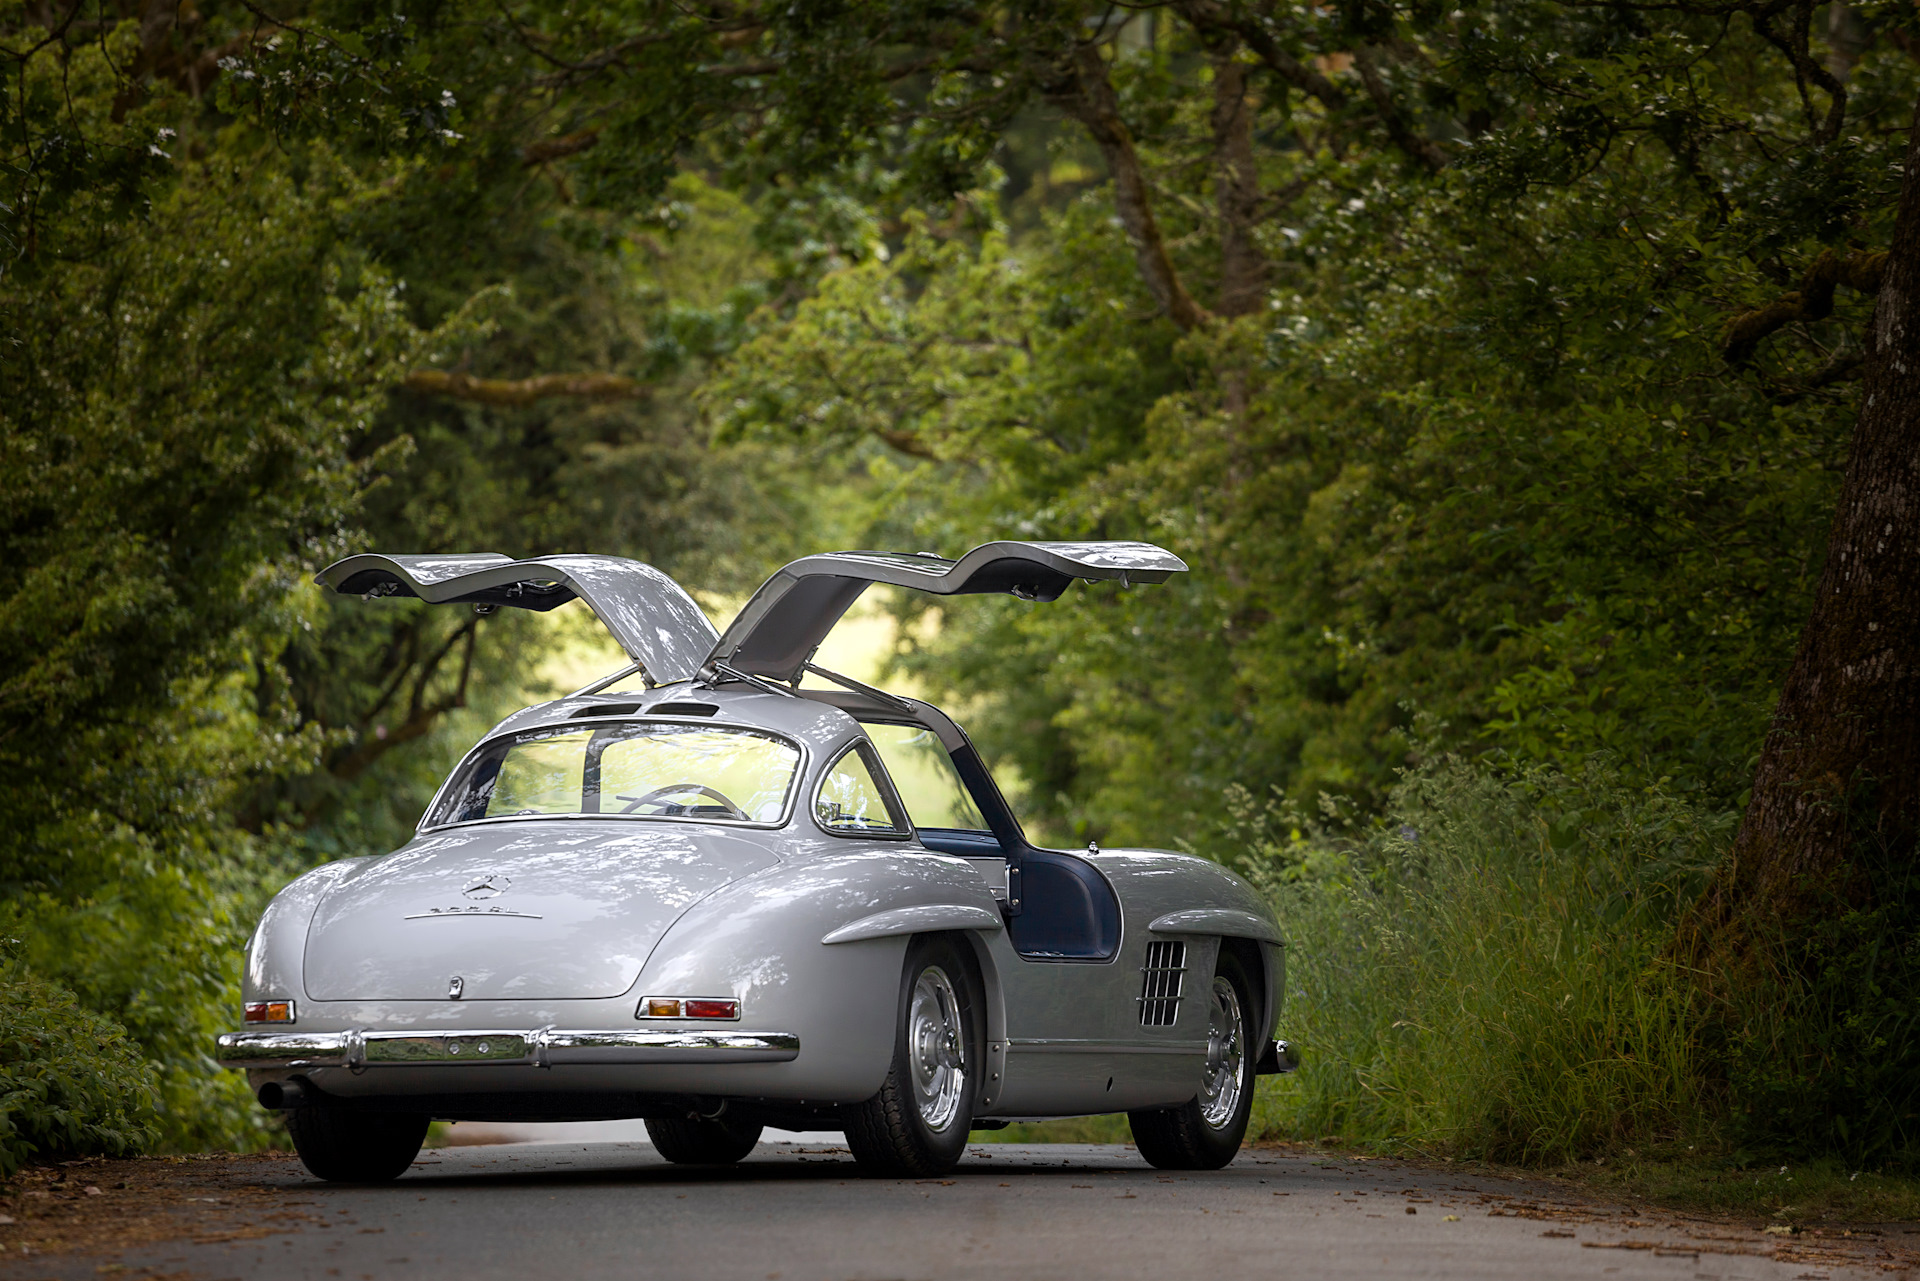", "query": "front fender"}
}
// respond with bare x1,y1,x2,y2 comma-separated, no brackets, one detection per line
1098,849,1287,1045
635,842,1001,1102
